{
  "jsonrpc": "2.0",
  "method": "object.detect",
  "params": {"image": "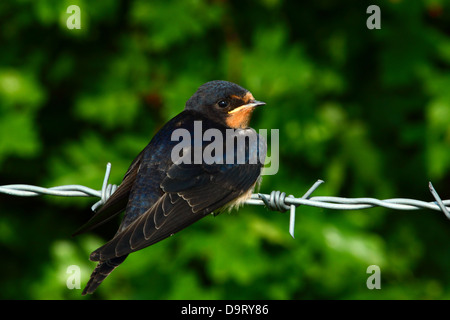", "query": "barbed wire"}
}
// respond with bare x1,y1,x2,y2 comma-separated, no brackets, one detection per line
0,163,117,212
1,163,449,238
